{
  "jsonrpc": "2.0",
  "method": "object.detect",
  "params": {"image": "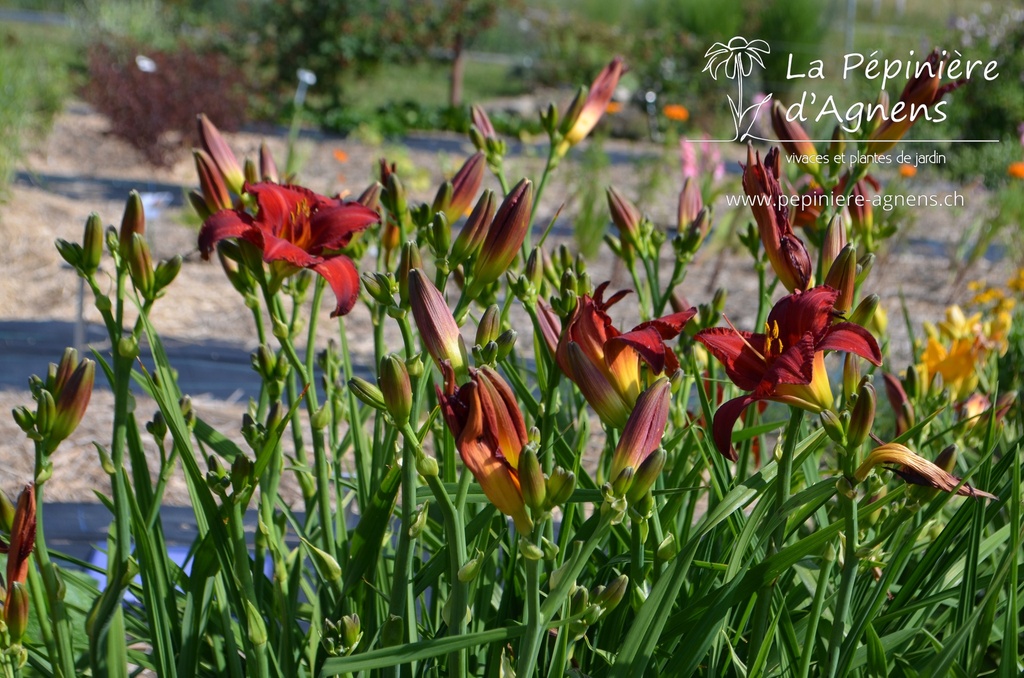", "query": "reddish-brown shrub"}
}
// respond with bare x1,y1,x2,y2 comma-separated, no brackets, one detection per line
83,40,249,166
